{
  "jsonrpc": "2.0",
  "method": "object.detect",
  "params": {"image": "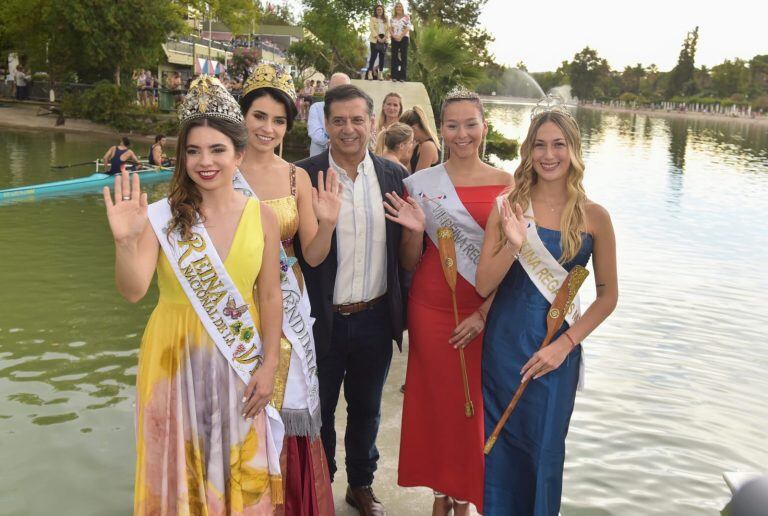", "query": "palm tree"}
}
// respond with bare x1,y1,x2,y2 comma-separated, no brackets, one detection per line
409,21,484,116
